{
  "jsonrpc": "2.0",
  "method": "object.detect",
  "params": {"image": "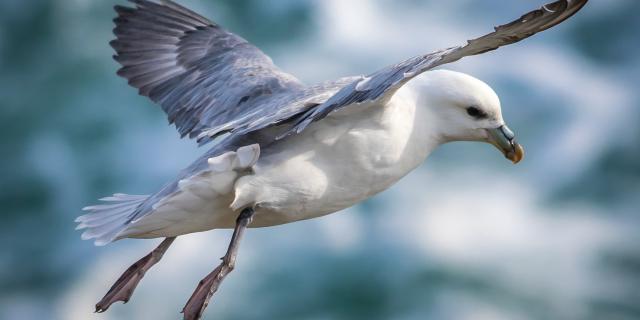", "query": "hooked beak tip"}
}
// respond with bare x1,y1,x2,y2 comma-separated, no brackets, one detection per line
506,142,525,164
